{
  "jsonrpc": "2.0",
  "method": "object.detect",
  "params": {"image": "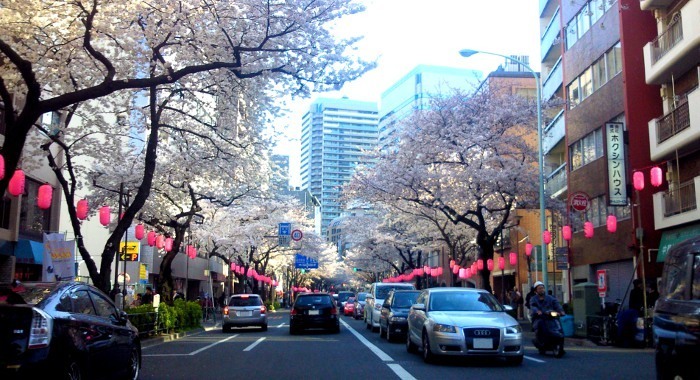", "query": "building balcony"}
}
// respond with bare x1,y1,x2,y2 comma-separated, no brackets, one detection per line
640,0,676,11
542,57,562,102
540,8,561,63
643,1,700,85
545,162,567,199
649,87,700,161
543,109,565,155
653,176,700,230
